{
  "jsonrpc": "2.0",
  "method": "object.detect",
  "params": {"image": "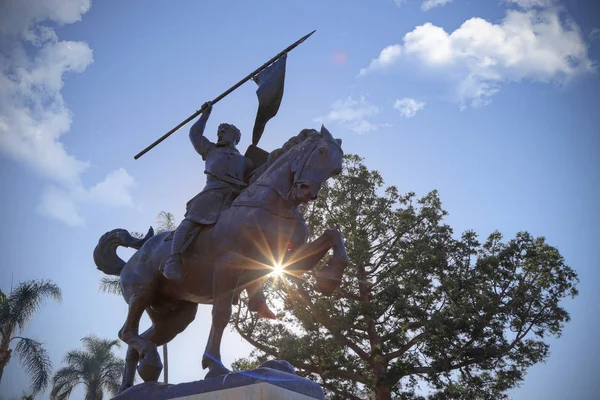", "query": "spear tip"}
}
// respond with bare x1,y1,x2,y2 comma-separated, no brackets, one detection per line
302,30,316,42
